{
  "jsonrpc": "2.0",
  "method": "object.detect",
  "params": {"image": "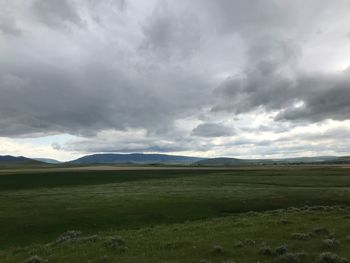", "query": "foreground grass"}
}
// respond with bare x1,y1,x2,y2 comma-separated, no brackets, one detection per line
1,166,350,261
2,206,350,262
